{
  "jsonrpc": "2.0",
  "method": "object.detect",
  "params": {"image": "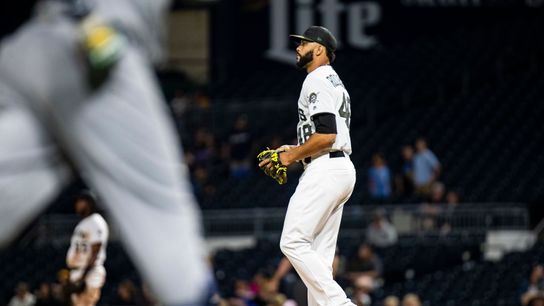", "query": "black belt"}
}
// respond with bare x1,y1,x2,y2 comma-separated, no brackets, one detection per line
303,151,345,165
